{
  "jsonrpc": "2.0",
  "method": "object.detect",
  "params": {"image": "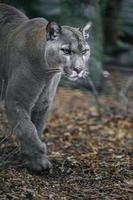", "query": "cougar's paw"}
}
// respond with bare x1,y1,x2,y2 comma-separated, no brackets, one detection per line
27,155,52,172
